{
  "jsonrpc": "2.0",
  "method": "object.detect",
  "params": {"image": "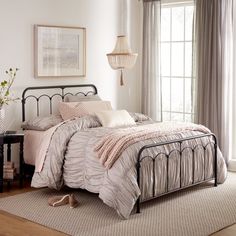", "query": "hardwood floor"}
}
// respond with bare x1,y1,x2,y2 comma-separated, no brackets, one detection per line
212,225,236,236
0,180,67,236
0,180,235,236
